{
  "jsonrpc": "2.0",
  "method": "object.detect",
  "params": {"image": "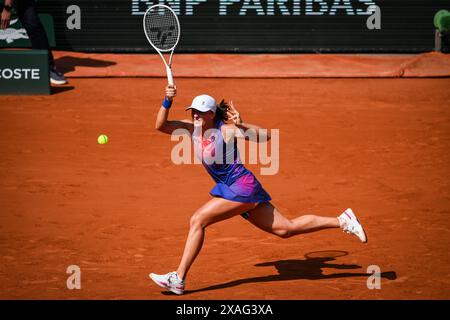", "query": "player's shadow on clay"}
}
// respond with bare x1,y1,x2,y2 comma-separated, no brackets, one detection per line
55,56,117,74
176,250,397,295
